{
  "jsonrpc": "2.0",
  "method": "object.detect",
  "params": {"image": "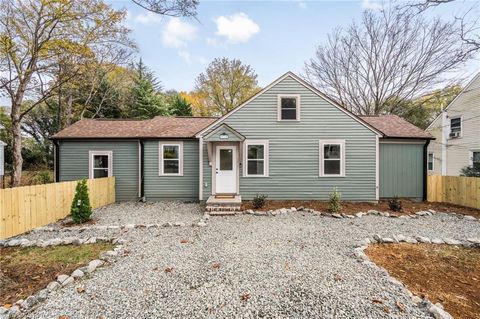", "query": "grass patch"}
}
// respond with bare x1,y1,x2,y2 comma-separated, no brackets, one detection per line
365,243,480,319
0,242,114,306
